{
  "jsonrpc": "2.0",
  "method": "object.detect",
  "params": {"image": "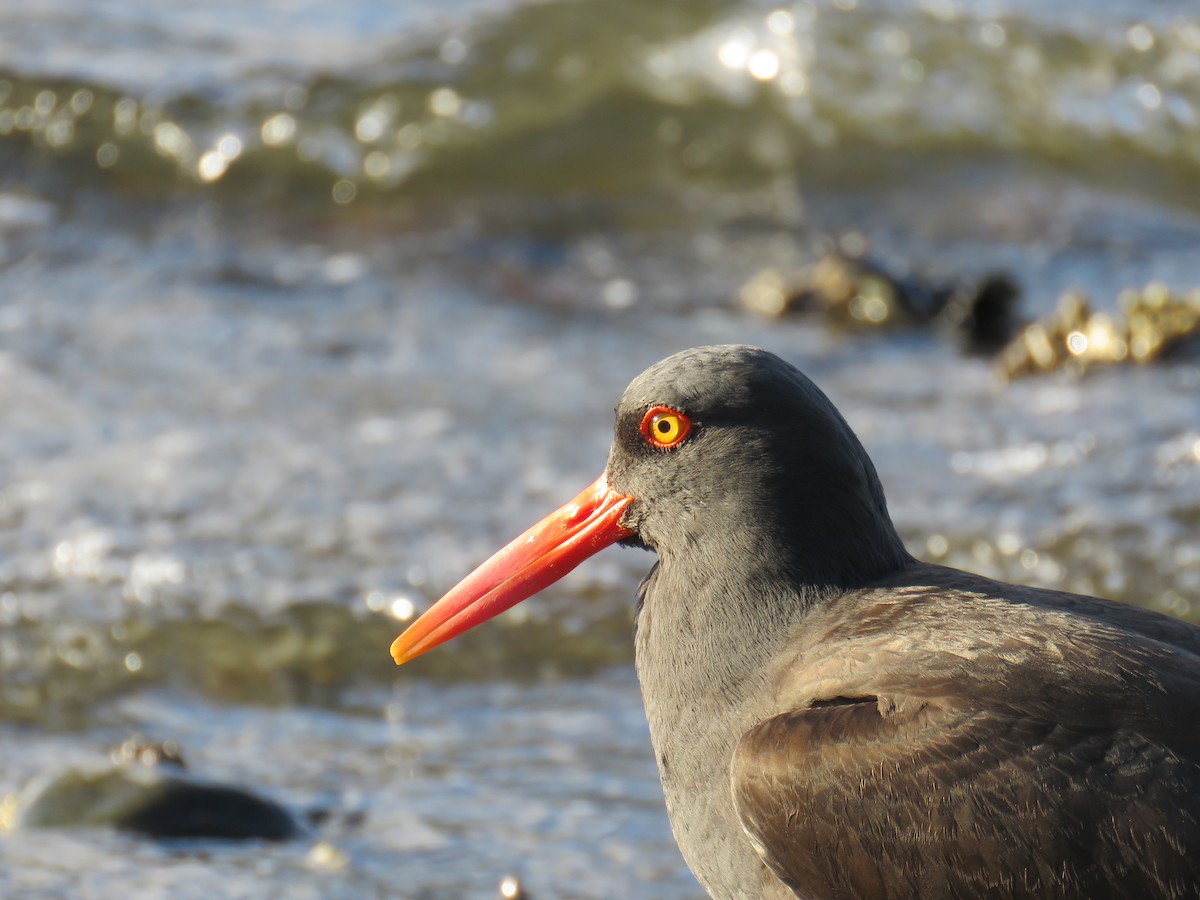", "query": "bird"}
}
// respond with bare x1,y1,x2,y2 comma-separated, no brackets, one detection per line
390,344,1200,899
